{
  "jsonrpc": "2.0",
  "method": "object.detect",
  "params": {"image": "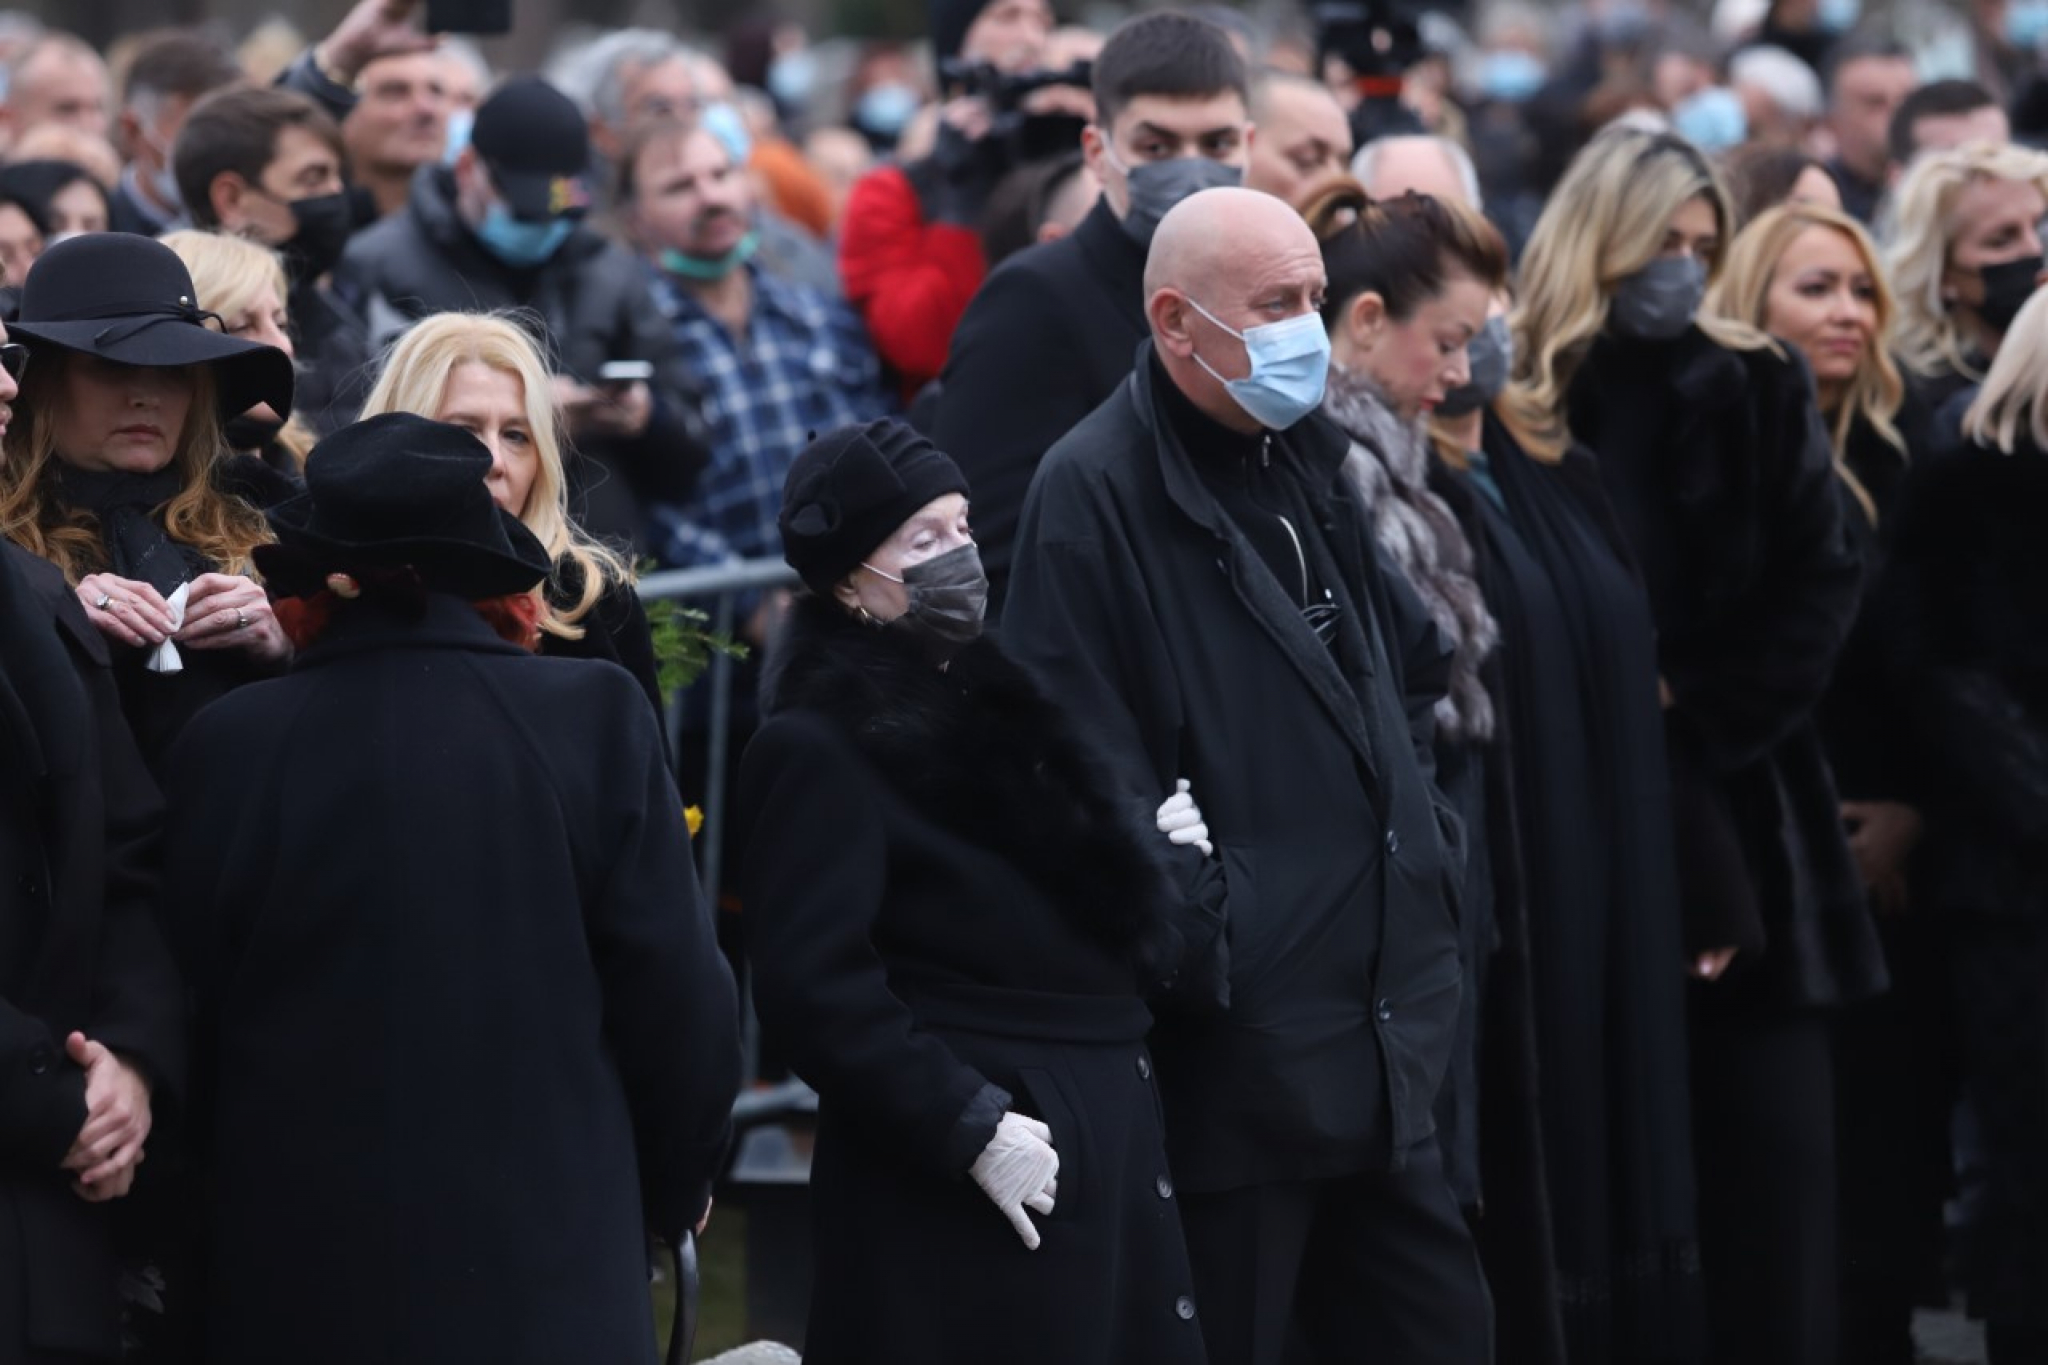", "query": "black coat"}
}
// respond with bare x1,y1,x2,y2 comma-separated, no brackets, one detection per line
159,595,740,1365
737,596,1204,1364
0,544,181,1365
539,569,666,742
1004,347,1466,1193
332,166,711,550
929,197,1148,610
1572,328,1885,1009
